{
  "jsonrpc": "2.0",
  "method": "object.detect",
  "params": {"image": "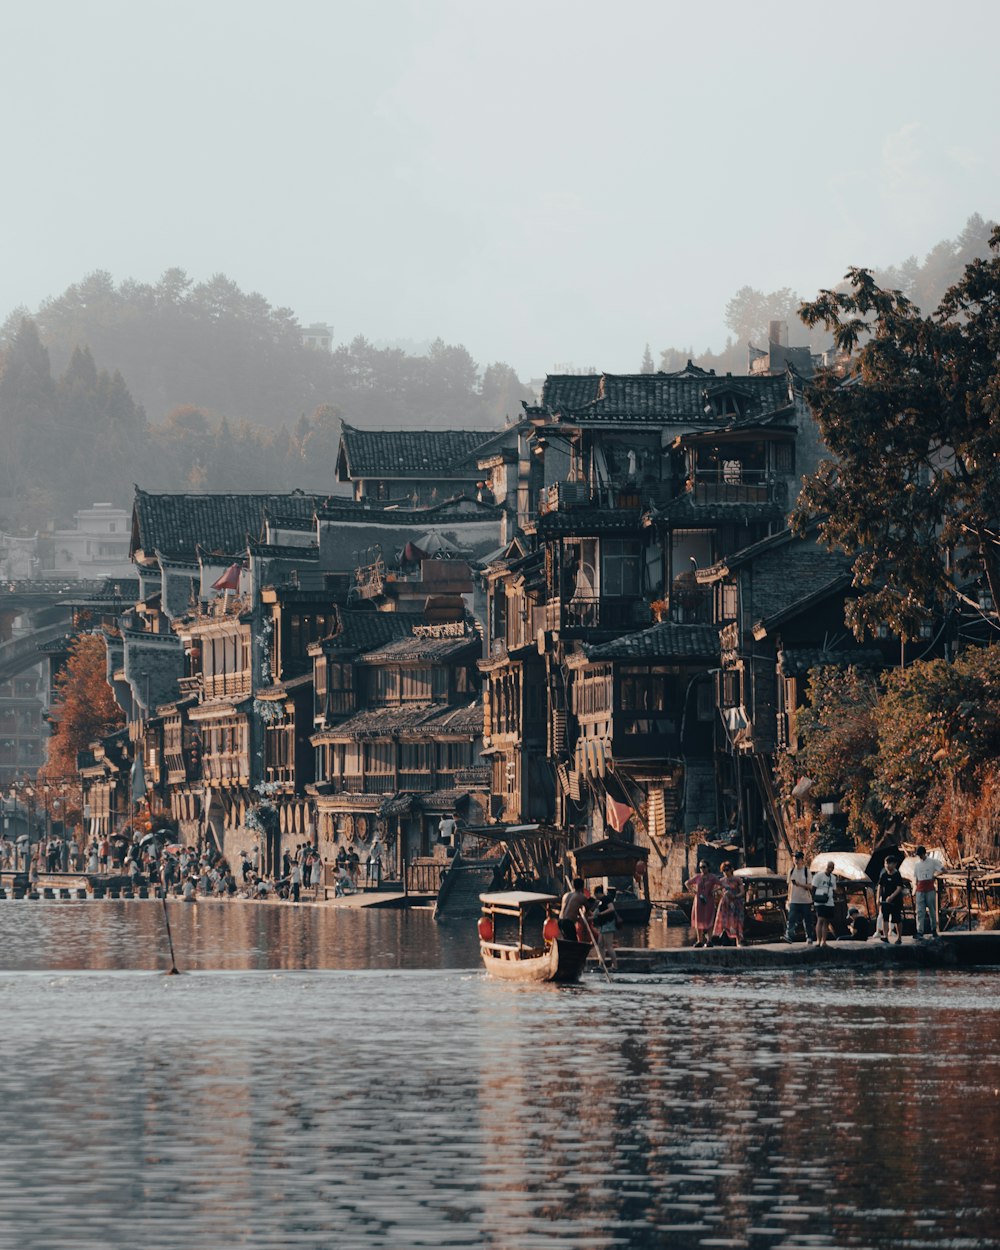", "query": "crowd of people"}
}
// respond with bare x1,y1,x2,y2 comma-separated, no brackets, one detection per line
0,828,387,904
685,846,942,948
